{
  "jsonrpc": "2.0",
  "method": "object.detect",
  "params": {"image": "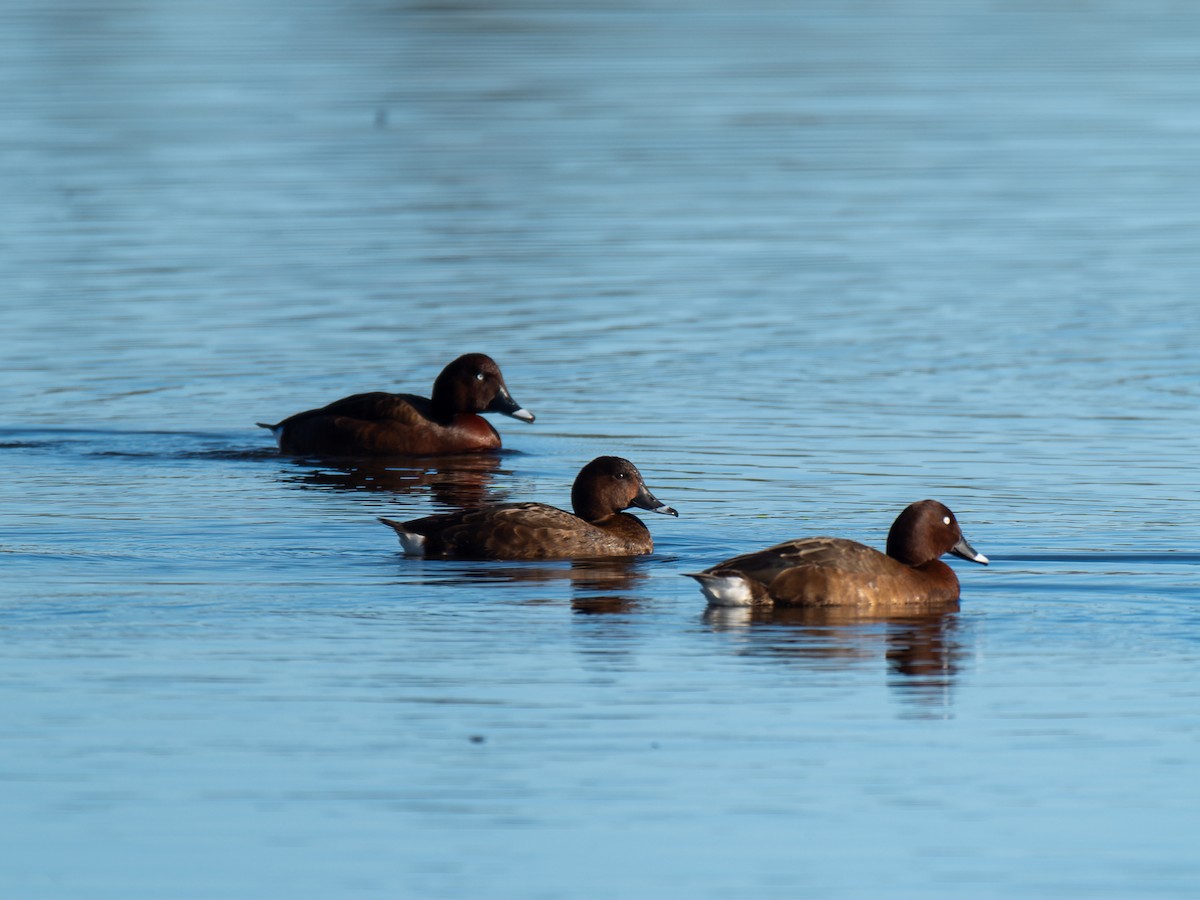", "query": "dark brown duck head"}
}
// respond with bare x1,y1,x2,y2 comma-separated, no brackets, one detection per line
885,500,989,568
429,353,535,424
570,456,679,524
